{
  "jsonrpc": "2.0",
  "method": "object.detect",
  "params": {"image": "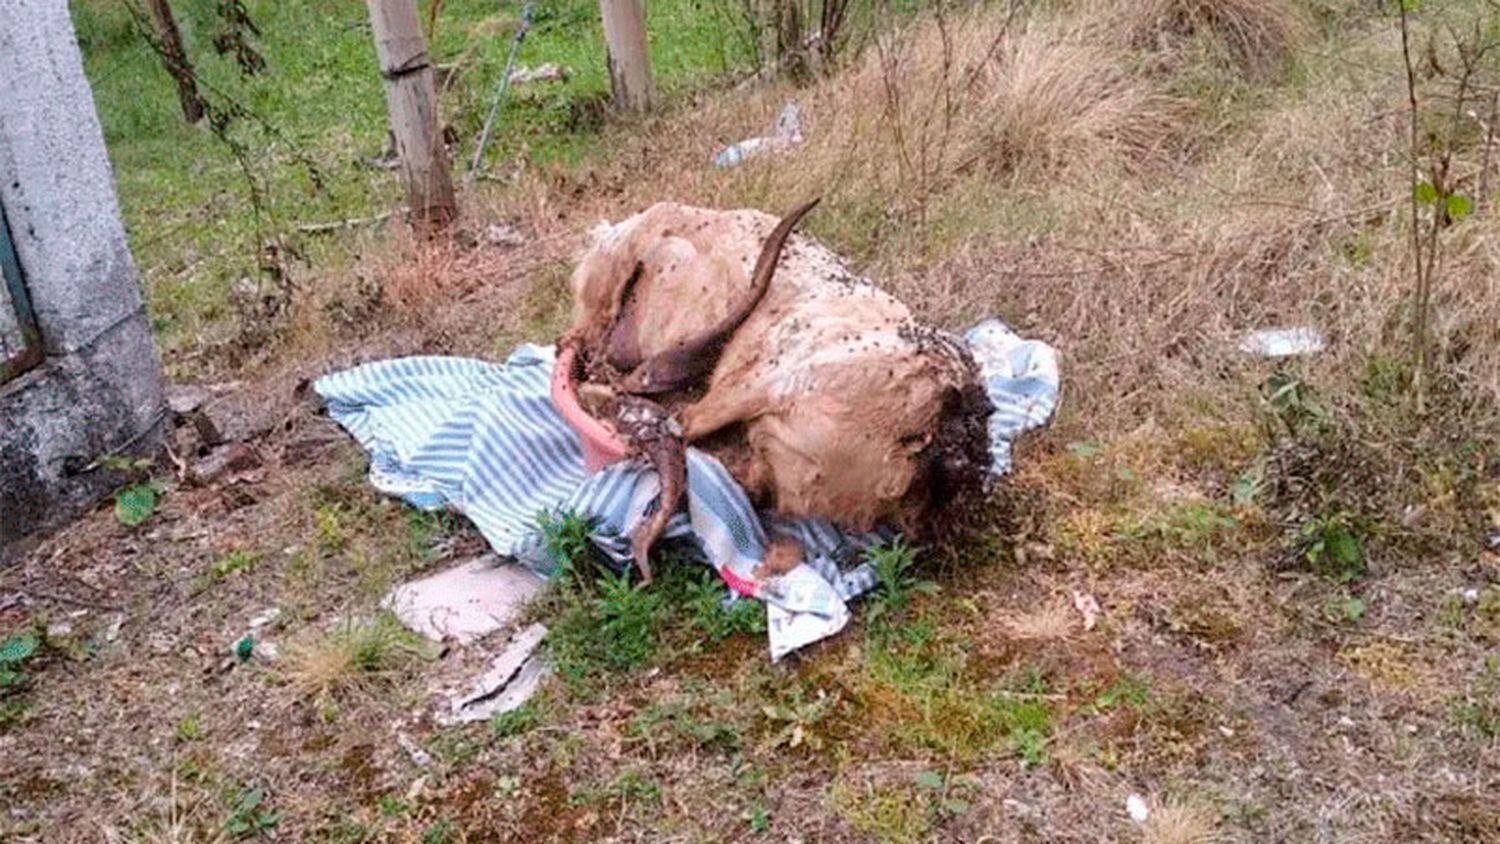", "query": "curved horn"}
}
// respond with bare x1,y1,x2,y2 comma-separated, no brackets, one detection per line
619,196,821,395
